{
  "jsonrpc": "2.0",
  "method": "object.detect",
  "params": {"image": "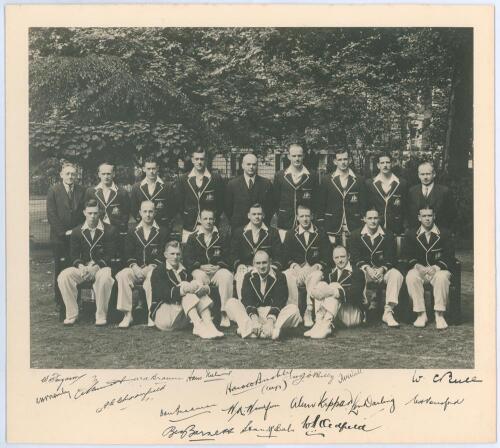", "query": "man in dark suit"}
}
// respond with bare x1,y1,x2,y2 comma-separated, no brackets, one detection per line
407,161,456,230
273,144,319,242
317,149,367,245
349,207,403,327
282,204,332,327
46,162,86,317
230,203,282,299
226,250,302,340
183,208,233,327
115,200,170,329
405,206,455,329
307,245,366,338
365,152,408,235
174,148,225,243
130,157,175,232
57,199,117,326
225,153,274,230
